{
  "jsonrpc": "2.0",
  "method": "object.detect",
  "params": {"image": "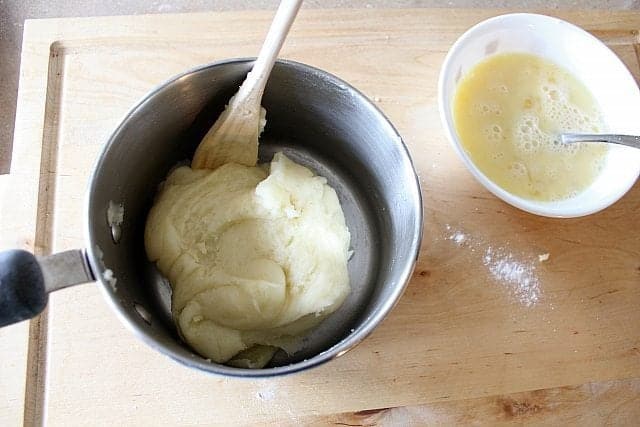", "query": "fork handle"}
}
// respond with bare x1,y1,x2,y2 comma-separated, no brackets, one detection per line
561,133,640,149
